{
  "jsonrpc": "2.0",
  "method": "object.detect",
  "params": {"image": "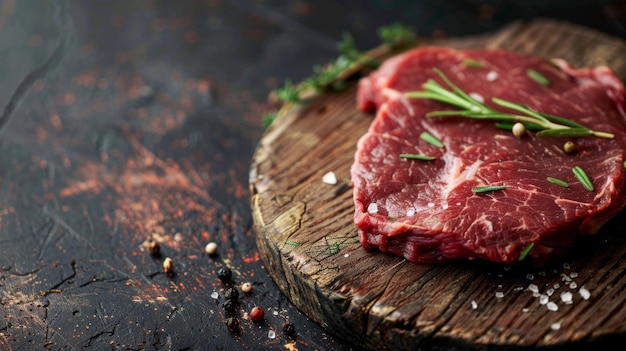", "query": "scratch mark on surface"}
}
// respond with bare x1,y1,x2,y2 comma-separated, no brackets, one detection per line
42,206,95,250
